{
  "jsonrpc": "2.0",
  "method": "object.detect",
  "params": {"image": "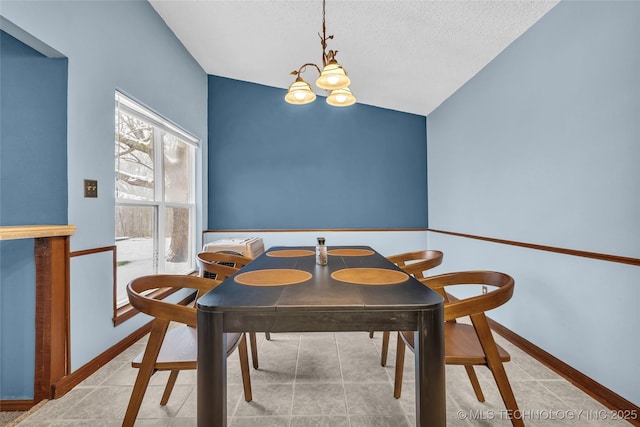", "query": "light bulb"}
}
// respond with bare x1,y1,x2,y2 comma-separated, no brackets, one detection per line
285,77,316,105
326,87,355,107
327,76,340,85
316,62,350,90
